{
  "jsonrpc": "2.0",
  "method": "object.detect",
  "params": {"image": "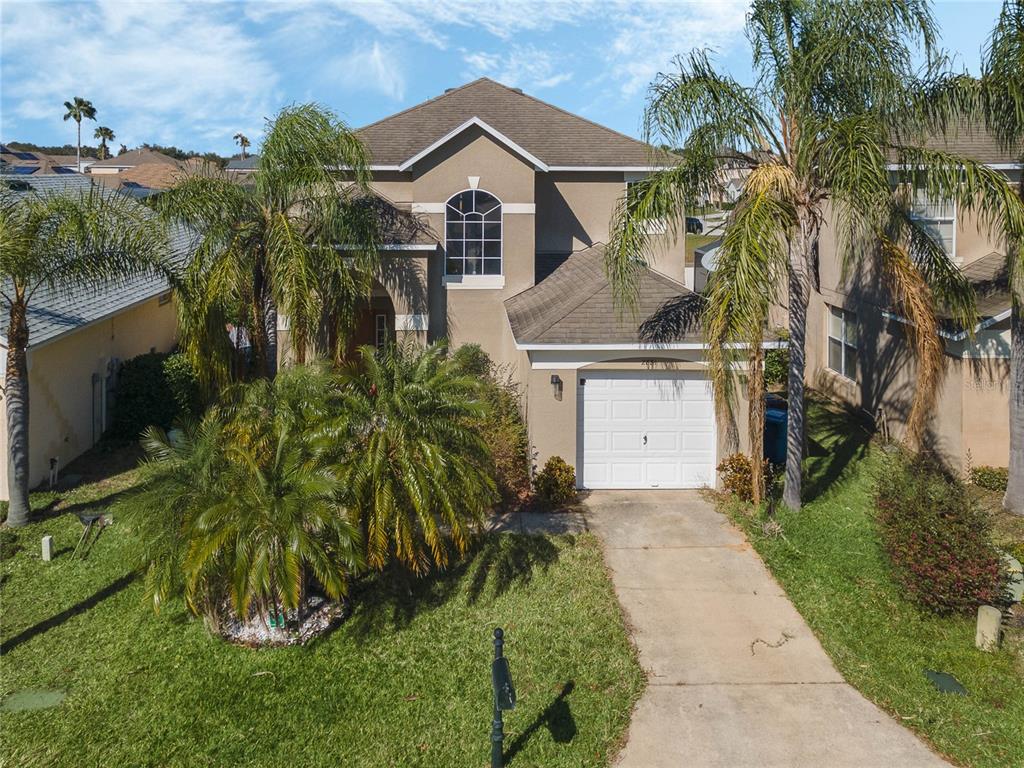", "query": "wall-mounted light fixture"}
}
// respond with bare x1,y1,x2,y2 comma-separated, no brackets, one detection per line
550,374,563,401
